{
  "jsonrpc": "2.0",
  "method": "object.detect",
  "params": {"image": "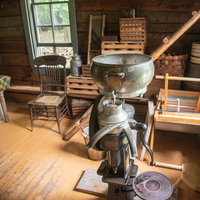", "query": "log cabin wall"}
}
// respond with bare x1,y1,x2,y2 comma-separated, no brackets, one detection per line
0,0,39,87
0,0,200,100
76,0,200,63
